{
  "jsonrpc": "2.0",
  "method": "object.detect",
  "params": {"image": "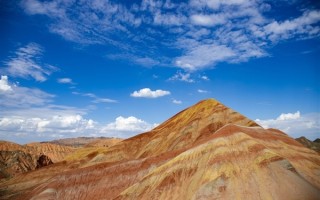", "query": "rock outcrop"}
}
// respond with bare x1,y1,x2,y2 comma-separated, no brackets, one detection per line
36,154,53,168
0,141,75,179
0,150,36,179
